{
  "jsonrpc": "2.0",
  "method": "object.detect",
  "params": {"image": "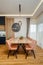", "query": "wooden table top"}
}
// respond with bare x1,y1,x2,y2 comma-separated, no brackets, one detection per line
7,38,33,44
